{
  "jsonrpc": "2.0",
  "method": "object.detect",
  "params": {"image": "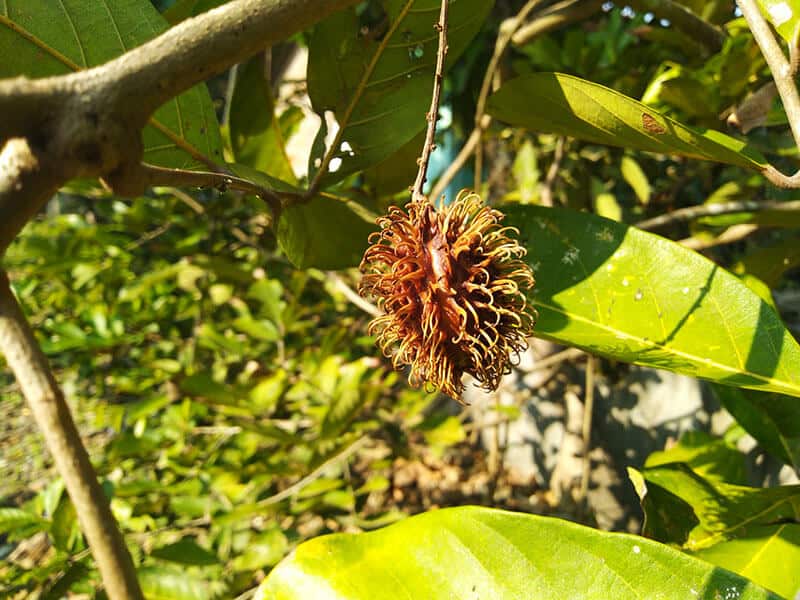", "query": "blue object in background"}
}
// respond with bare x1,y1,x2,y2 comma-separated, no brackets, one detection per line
426,106,474,205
